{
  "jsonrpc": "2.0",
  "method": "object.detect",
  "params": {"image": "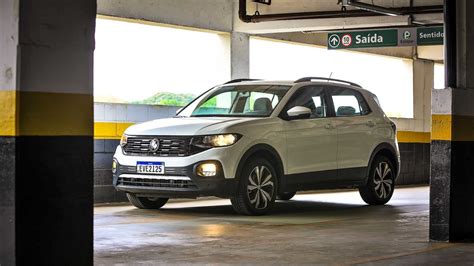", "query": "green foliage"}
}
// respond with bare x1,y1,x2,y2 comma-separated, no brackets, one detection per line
200,97,217,107
132,92,196,106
